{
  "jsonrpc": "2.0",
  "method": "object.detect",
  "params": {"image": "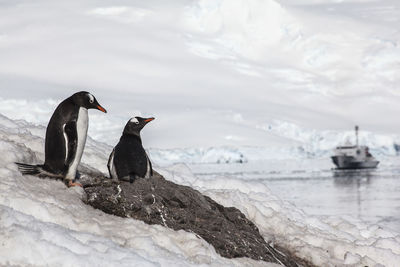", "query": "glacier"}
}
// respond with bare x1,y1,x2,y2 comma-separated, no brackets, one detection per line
1,96,399,165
